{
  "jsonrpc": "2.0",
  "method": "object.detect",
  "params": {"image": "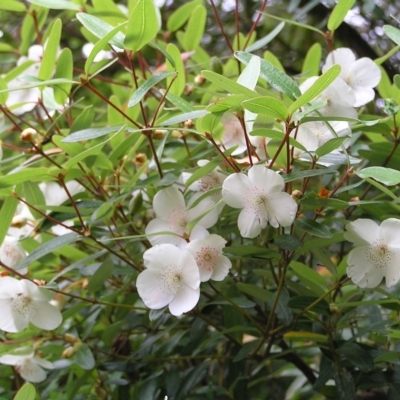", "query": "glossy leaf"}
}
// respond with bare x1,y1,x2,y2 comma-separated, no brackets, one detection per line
294,218,332,238
167,0,203,32
242,96,288,120
0,195,18,247
54,48,73,105
357,166,400,186
14,383,36,400
27,0,80,10
166,44,185,96
87,259,114,292
301,43,322,83
182,5,207,51
384,25,400,46
0,168,54,189
75,343,96,370
0,0,26,11
246,22,285,52
327,0,356,32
